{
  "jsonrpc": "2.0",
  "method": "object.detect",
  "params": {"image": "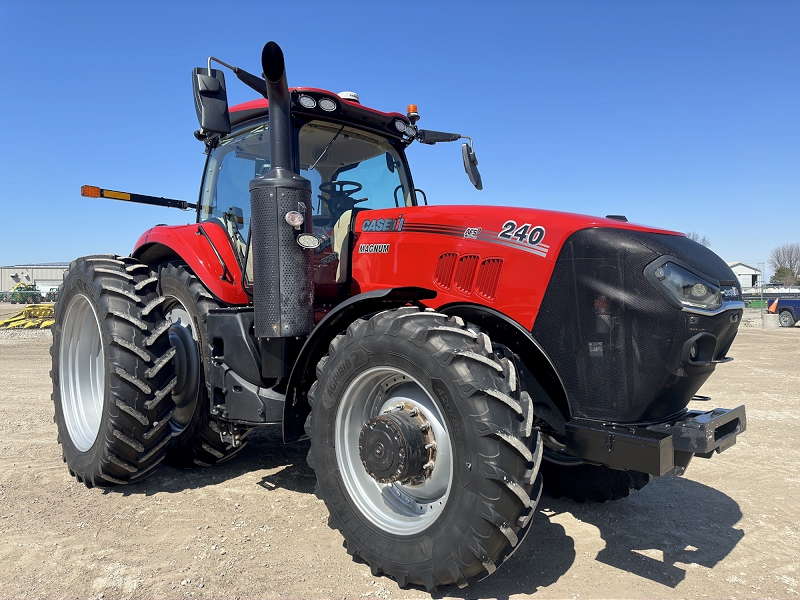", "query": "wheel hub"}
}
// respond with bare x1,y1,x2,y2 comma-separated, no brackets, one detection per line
165,304,200,433
359,404,436,485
